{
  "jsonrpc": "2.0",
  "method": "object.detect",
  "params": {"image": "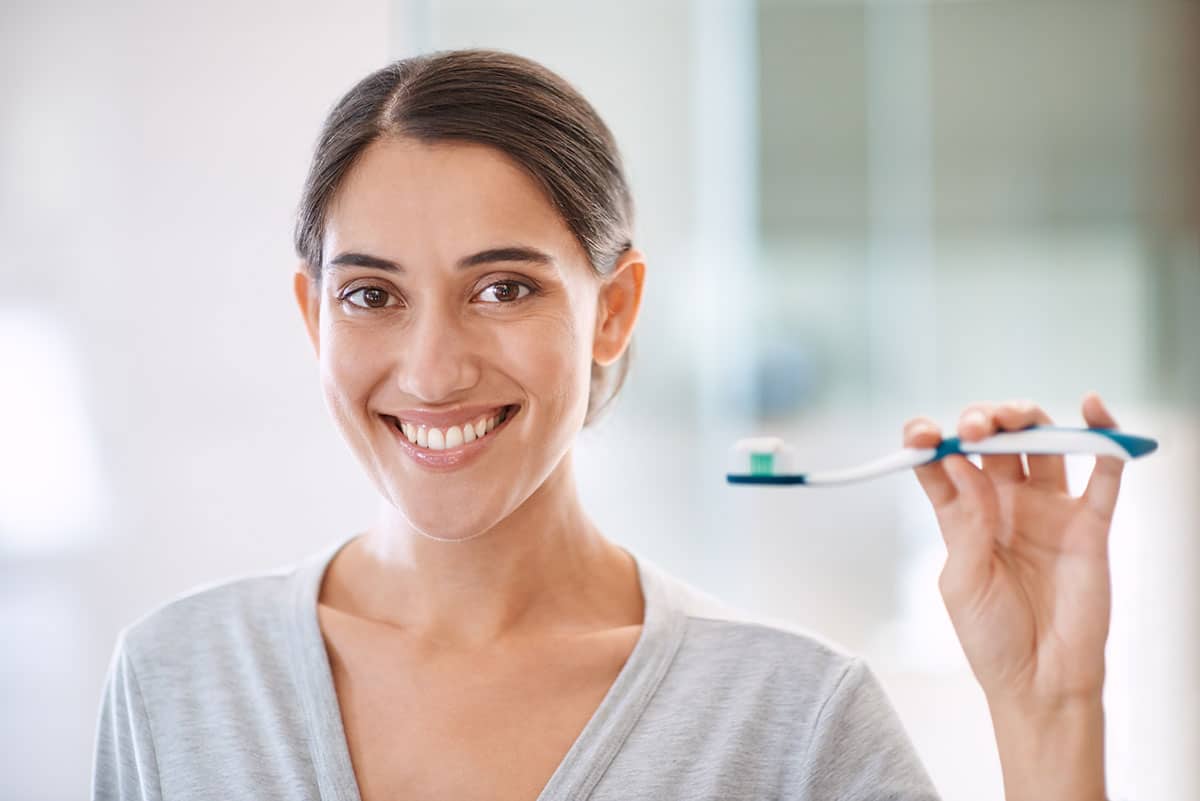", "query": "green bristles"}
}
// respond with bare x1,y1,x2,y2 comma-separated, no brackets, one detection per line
750,452,775,476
